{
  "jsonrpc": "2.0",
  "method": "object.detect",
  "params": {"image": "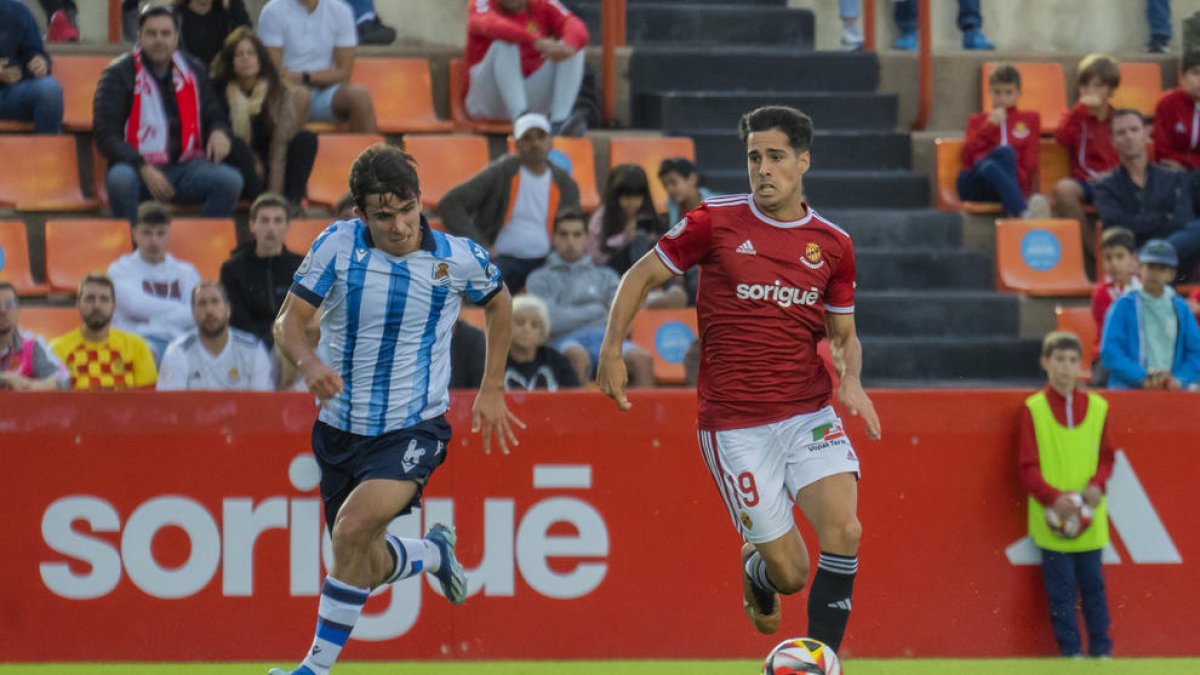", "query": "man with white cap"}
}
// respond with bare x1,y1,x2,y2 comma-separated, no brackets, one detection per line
438,112,581,292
